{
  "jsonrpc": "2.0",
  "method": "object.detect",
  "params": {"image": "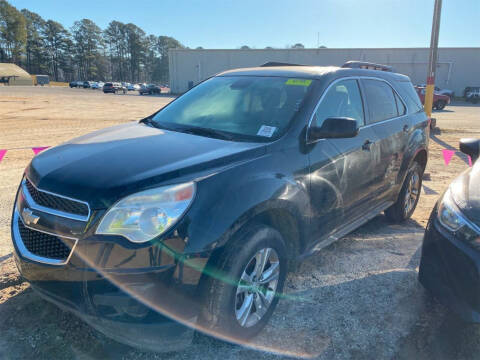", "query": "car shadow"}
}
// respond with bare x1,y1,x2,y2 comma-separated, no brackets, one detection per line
0,266,435,359
0,215,434,359
448,101,480,107
430,133,471,166
430,133,457,150
394,295,480,360
432,109,454,113
0,253,12,263
0,286,138,360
